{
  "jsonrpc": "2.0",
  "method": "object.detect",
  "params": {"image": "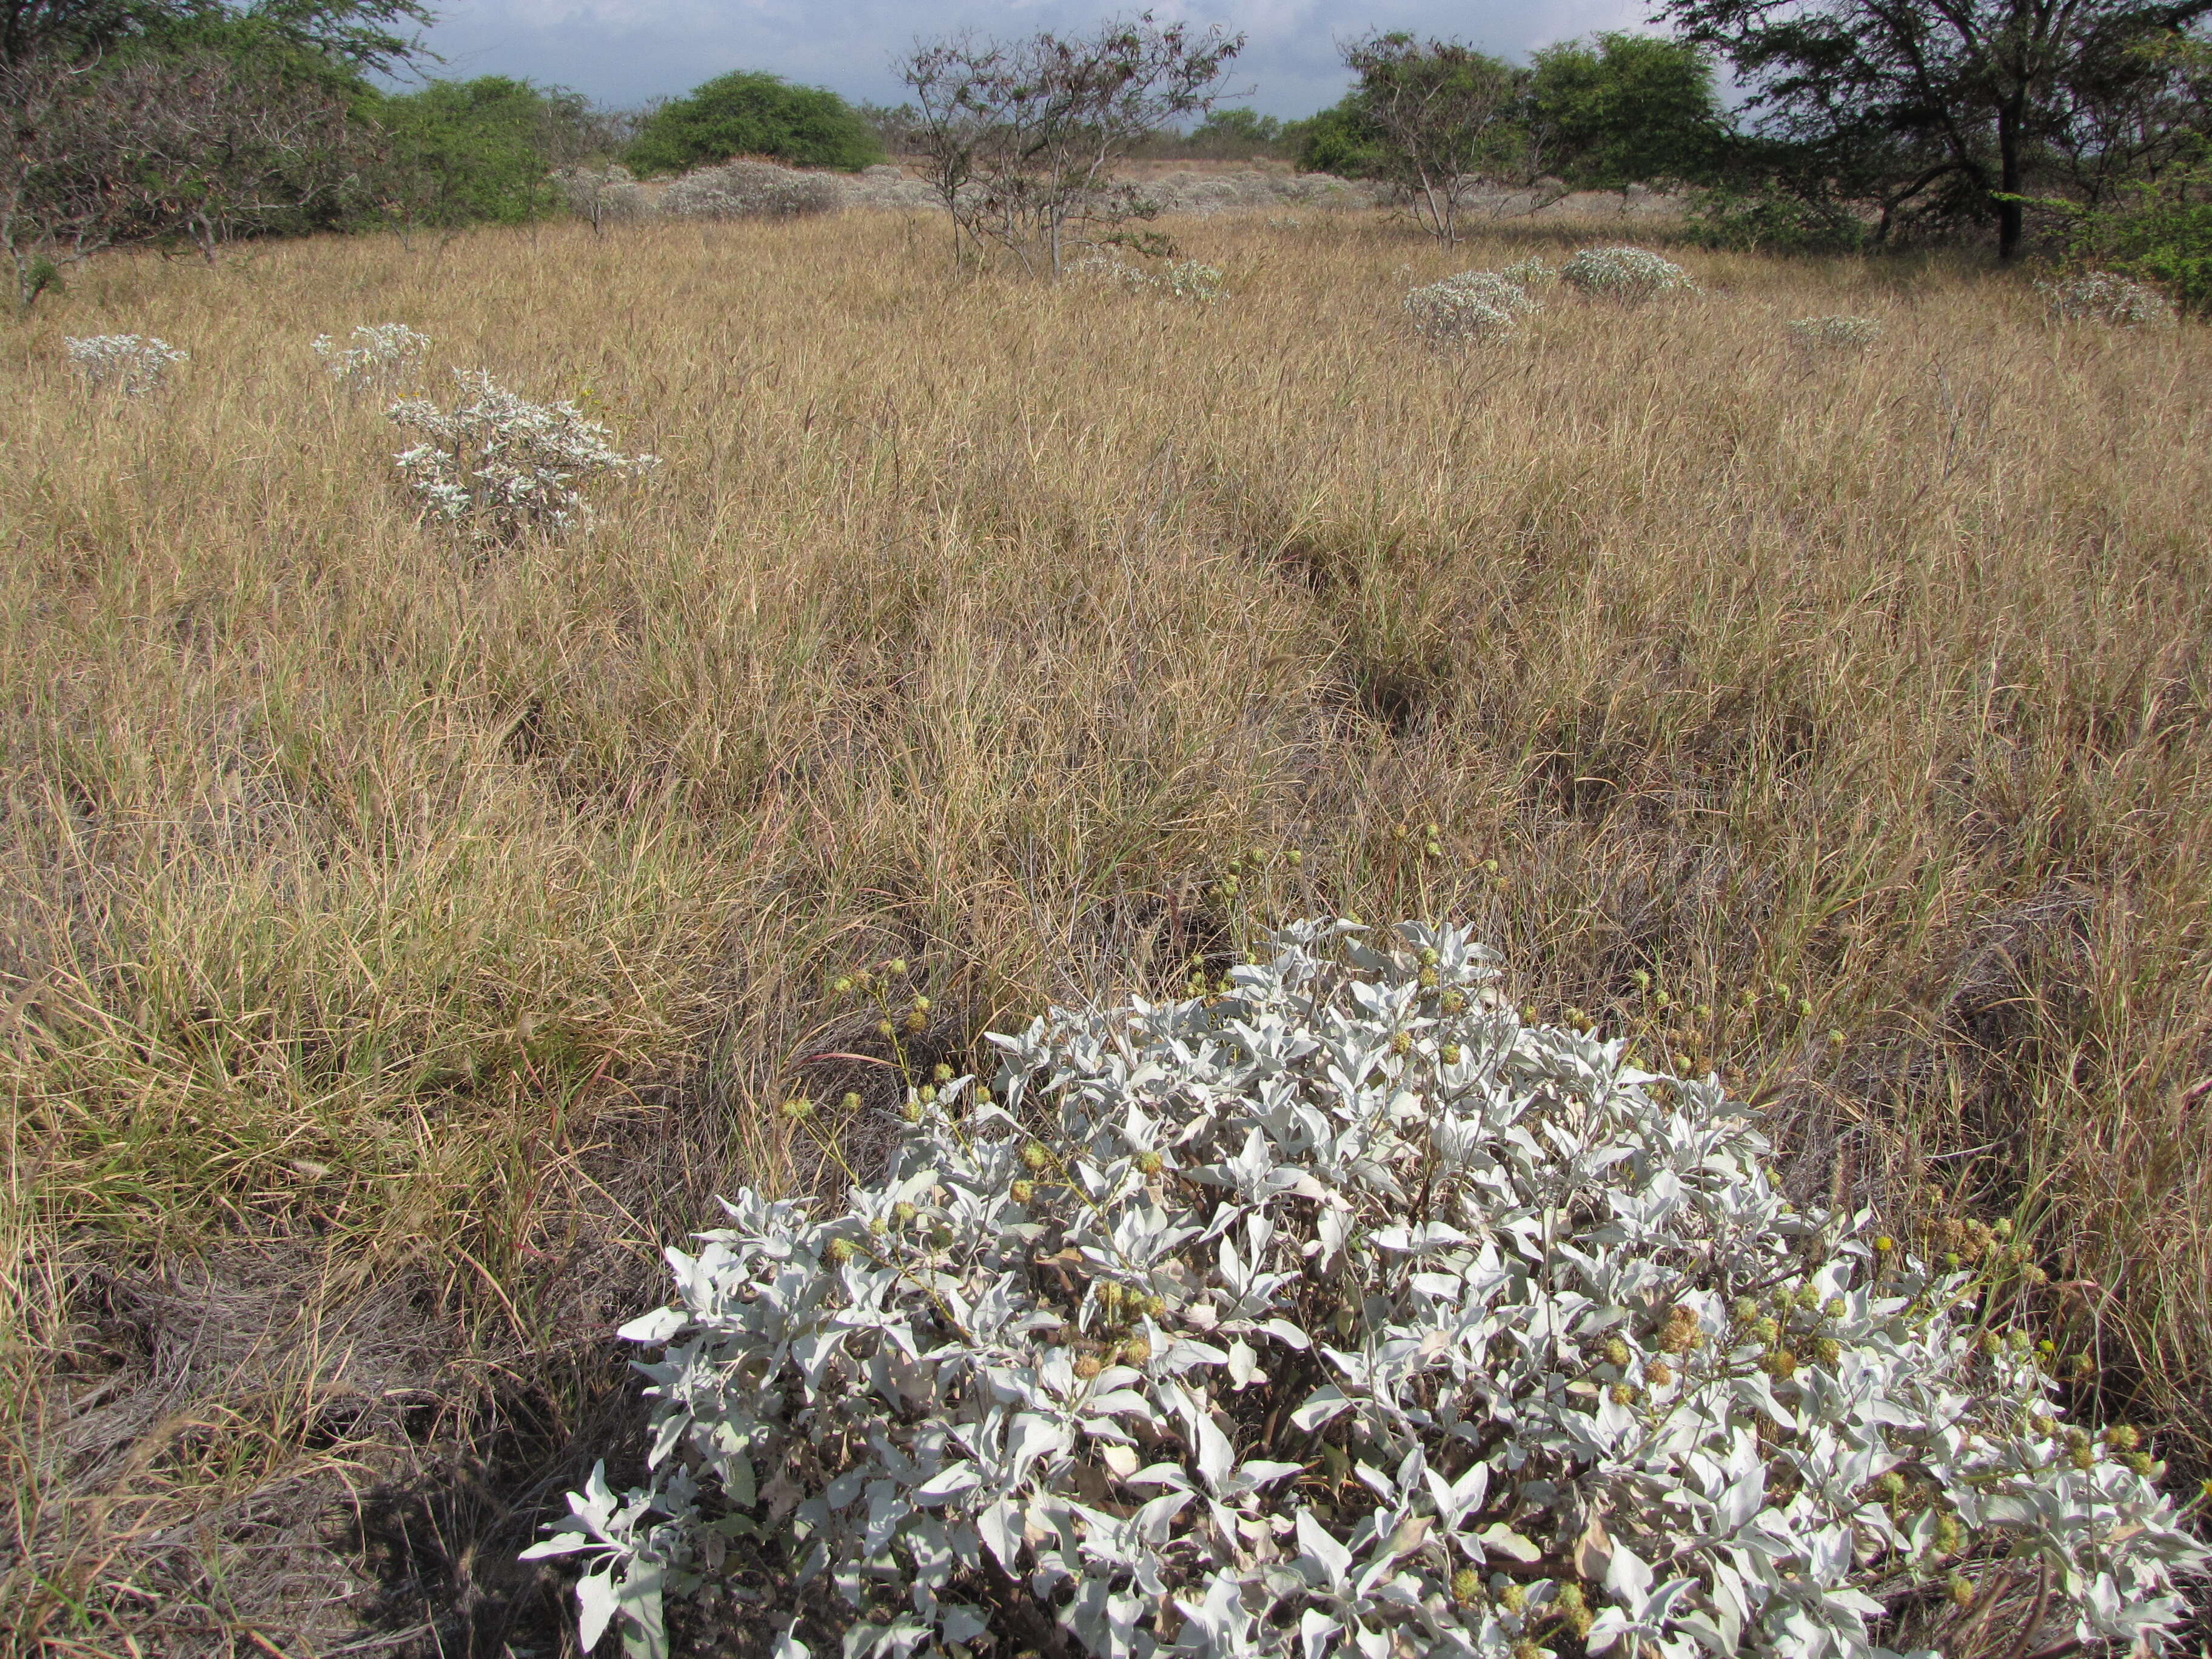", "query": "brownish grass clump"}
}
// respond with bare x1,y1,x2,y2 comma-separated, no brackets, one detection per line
2,211,2207,1654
